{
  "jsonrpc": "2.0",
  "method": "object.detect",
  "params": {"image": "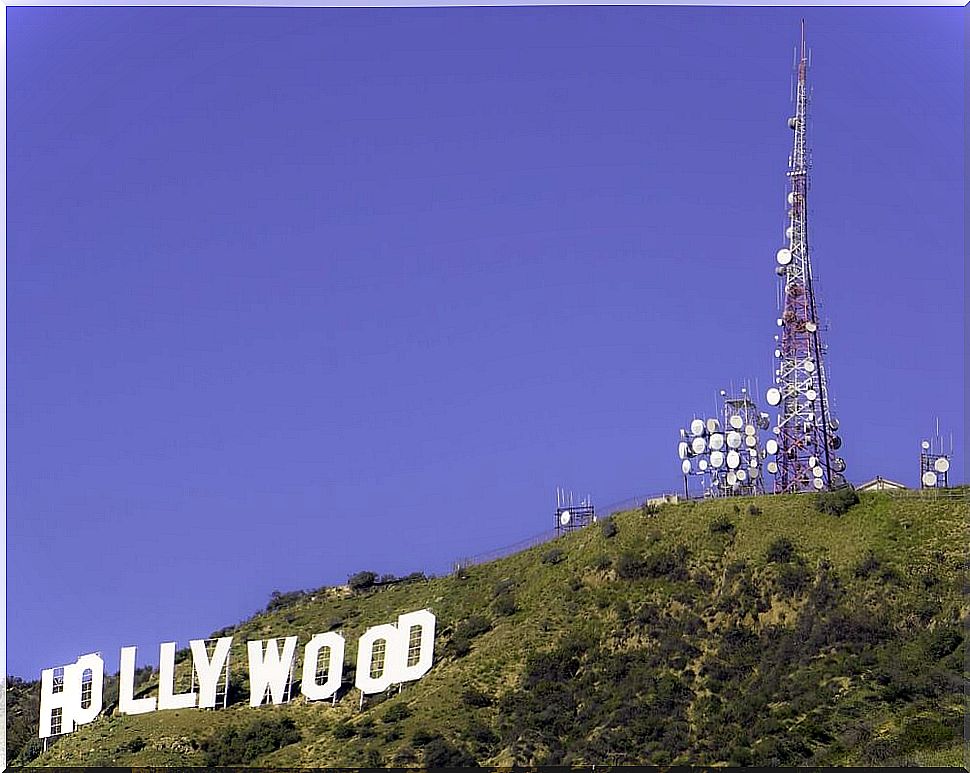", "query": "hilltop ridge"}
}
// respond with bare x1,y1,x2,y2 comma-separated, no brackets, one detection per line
9,490,968,768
